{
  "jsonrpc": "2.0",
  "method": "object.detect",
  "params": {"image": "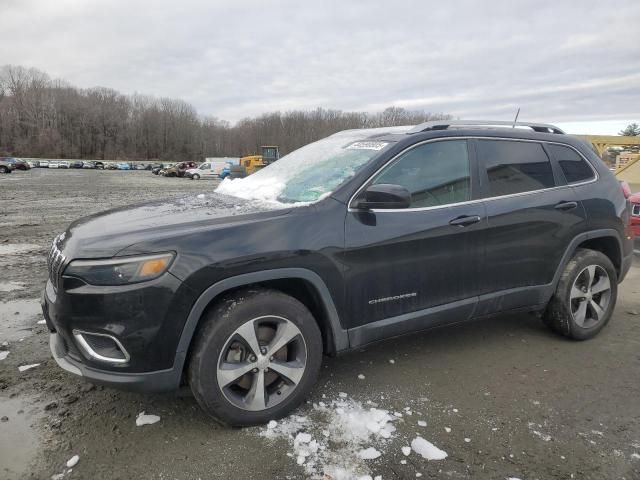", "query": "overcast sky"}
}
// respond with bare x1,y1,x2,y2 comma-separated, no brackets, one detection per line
2,0,639,133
